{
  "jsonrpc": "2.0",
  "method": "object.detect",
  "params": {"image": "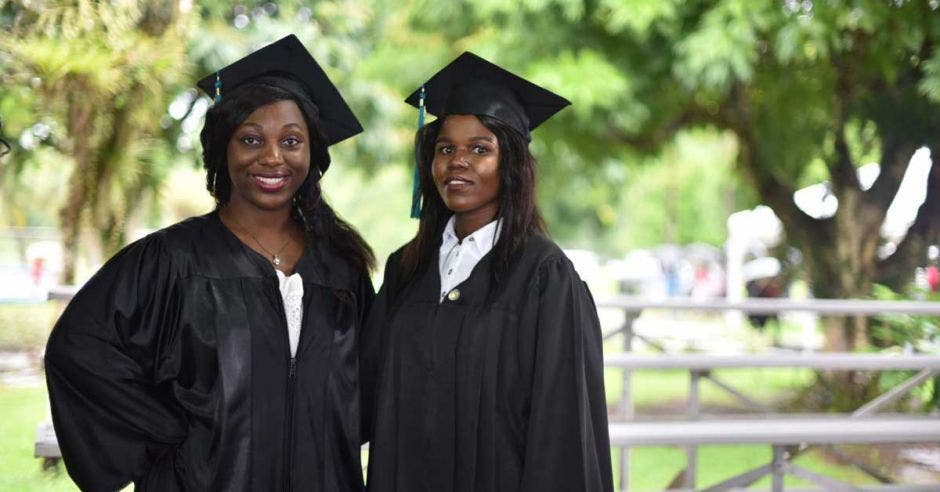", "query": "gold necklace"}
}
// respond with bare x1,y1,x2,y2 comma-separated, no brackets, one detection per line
230,215,293,266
